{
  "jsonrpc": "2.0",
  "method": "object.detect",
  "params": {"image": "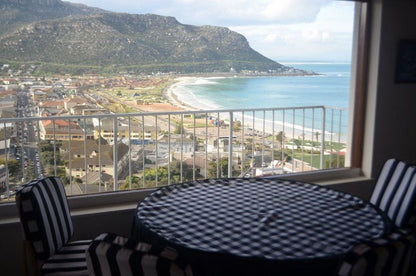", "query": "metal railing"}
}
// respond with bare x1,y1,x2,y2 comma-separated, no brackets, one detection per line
0,106,347,201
